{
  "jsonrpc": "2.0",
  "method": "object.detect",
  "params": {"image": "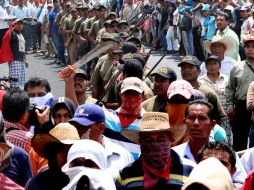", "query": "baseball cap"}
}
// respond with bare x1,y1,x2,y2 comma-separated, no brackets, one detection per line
70,6,77,12
126,37,141,47
243,35,254,44
69,104,105,127
167,80,194,100
240,5,251,11
113,42,137,54
108,12,117,18
13,19,23,24
122,59,143,74
205,55,221,64
75,69,87,79
120,77,144,94
178,55,201,68
101,33,121,43
151,67,177,81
